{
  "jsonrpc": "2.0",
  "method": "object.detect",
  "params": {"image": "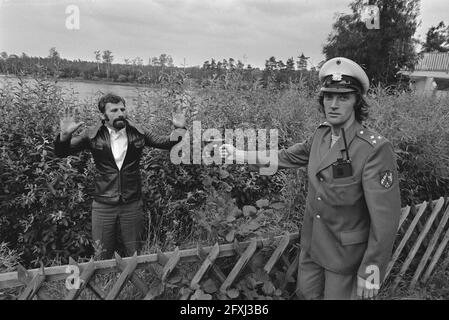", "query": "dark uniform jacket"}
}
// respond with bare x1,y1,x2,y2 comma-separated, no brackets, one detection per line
54,120,185,205
274,120,401,282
